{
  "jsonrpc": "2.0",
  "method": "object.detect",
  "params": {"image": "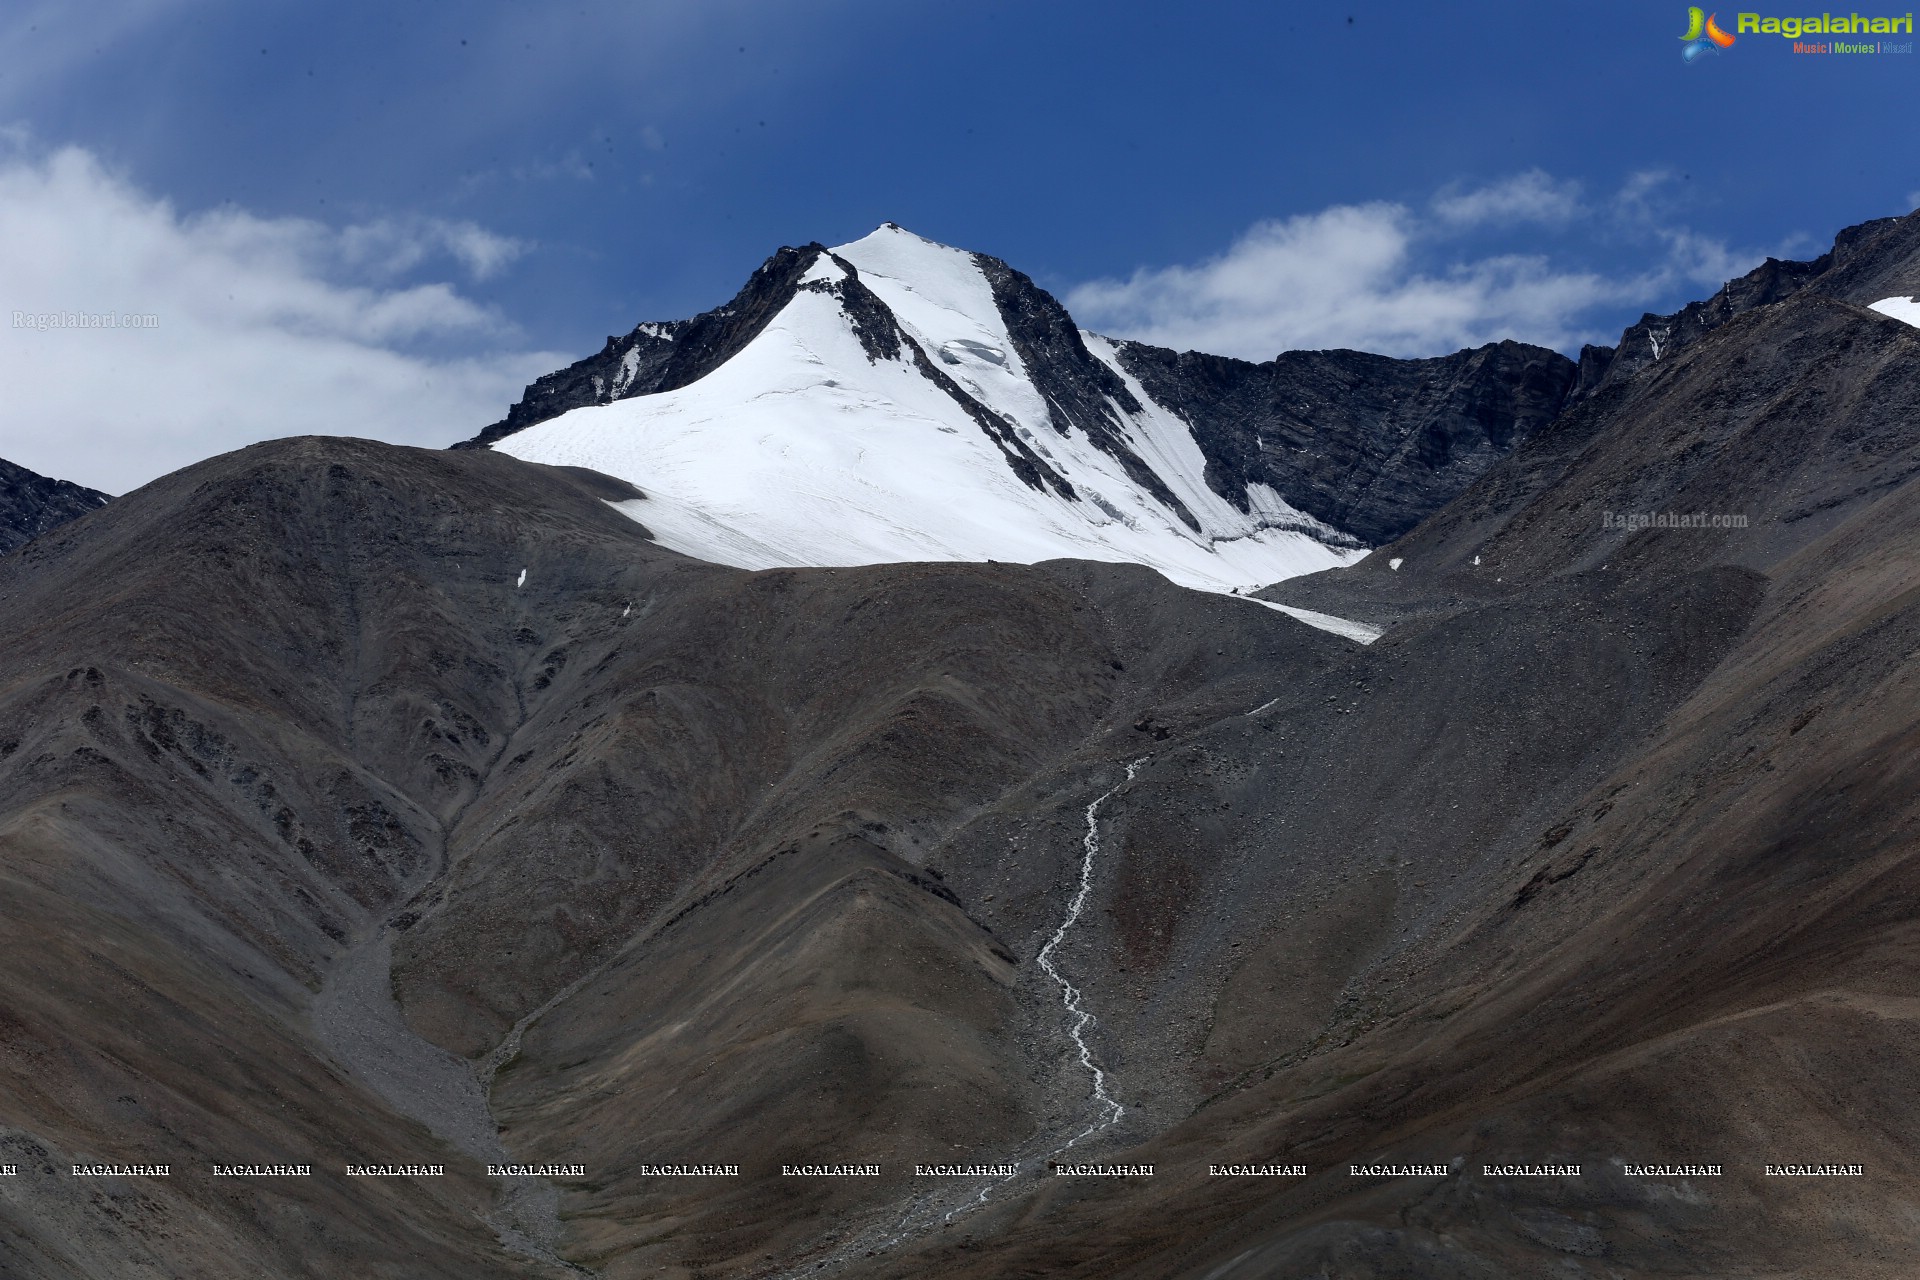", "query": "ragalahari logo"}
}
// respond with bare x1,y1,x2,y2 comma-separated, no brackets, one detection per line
1681,7,1738,59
